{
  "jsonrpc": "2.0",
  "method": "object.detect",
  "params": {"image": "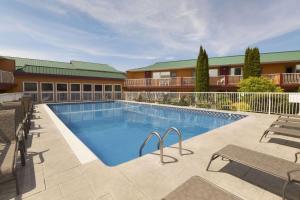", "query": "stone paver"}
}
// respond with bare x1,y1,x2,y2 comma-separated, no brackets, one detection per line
2,104,300,200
